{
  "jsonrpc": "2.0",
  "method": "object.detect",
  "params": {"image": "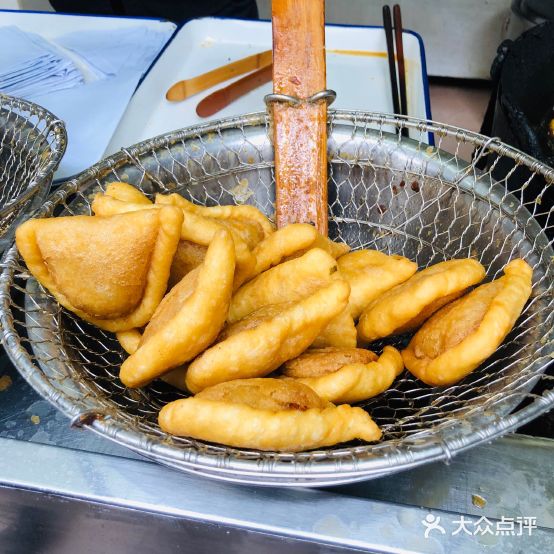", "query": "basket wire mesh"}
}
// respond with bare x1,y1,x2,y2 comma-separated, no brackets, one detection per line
0,110,552,486
0,93,67,251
